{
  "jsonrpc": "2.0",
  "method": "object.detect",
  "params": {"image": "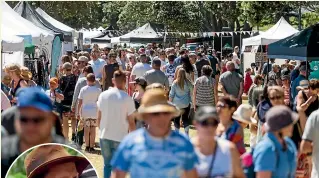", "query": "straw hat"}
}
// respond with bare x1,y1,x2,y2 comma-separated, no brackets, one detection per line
24,145,90,178
20,67,32,80
137,89,180,120
296,80,309,90
233,104,257,125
